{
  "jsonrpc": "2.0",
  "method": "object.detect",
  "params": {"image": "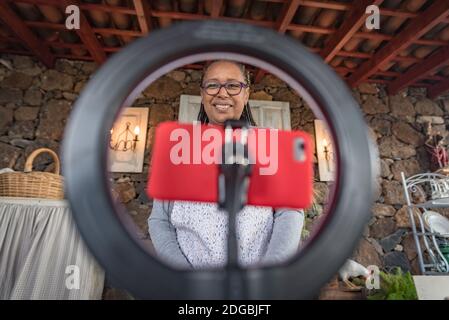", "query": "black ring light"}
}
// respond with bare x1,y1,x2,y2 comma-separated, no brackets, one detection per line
62,20,378,299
